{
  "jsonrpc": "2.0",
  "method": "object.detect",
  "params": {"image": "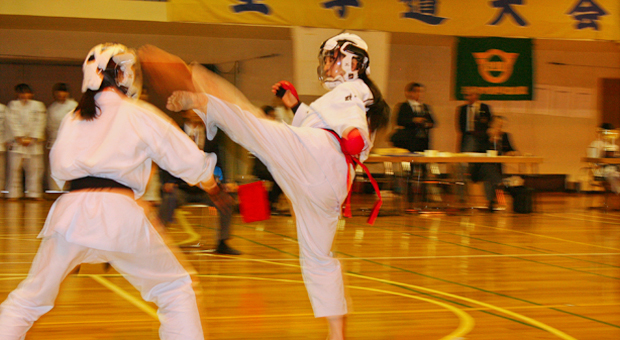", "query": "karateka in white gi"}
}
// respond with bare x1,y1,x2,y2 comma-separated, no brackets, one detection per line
156,33,390,340
6,84,46,200
0,43,227,340
46,83,78,192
